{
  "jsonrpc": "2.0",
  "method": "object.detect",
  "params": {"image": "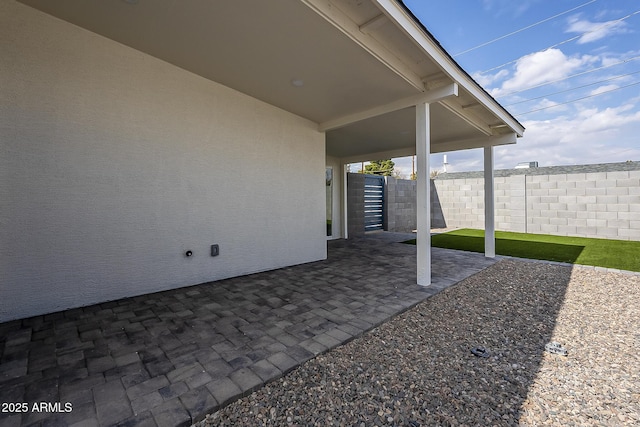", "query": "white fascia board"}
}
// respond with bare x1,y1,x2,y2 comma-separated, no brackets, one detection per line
370,0,525,137
300,0,425,91
319,83,457,132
